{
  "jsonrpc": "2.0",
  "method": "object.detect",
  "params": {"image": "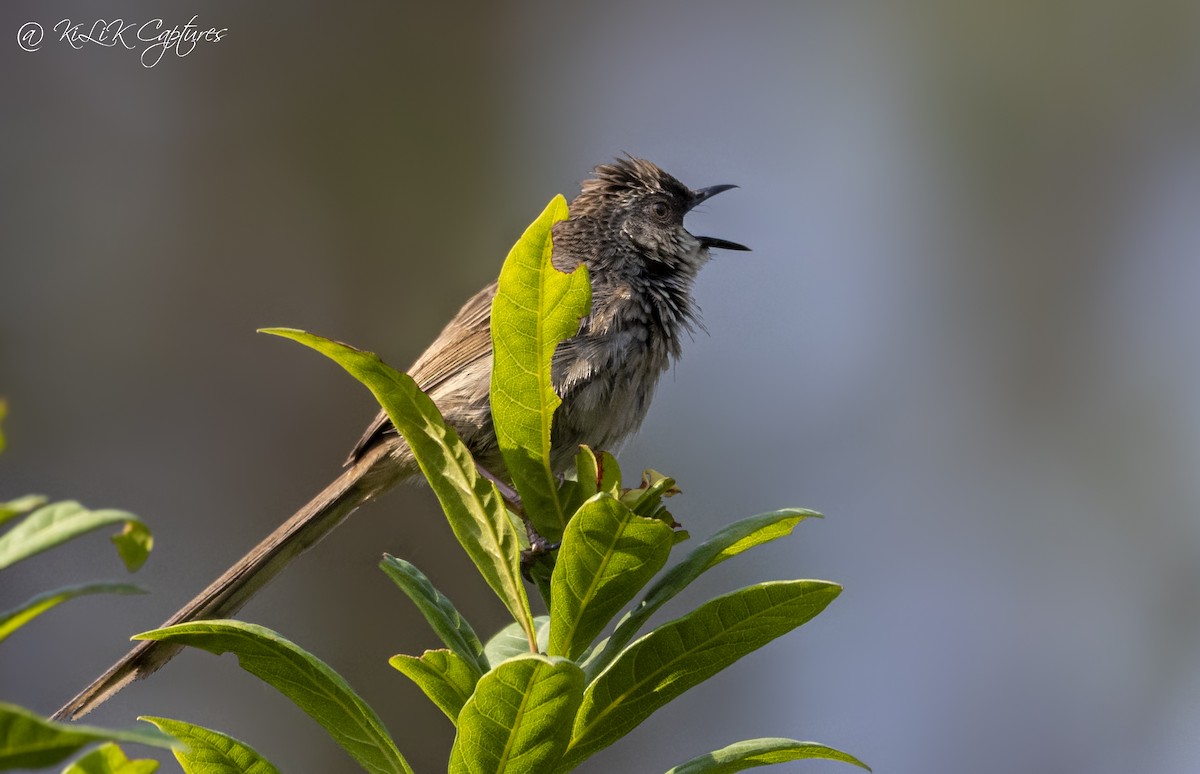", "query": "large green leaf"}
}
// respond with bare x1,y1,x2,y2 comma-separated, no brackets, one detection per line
135,620,410,774
484,616,550,668
489,195,589,542
261,328,536,647
0,702,176,770
448,655,584,774
388,649,479,724
584,509,818,679
548,494,674,660
60,742,158,774
663,737,869,774
0,582,144,643
140,716,281,774
562,580,842,769
0,501,152,571
380,554,487,674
